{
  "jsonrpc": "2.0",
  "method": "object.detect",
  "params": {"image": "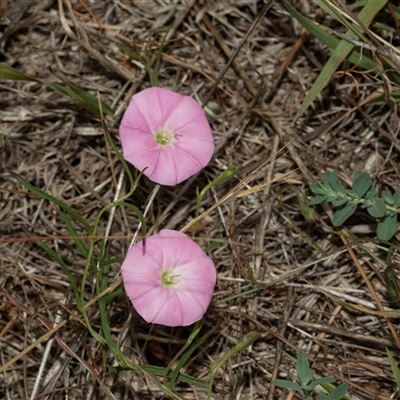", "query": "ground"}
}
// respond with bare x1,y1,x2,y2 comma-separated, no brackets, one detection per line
1,1,400,399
